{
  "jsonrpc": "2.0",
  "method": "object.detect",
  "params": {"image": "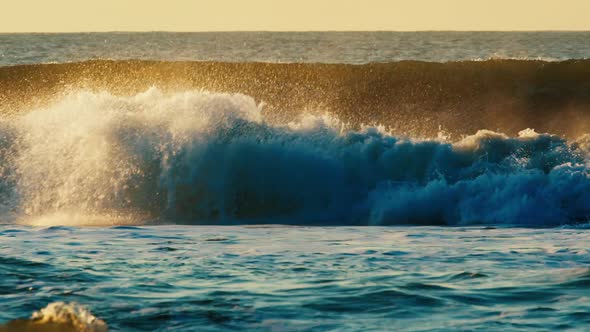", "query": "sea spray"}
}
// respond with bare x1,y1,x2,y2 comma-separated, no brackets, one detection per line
0,88,588,226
